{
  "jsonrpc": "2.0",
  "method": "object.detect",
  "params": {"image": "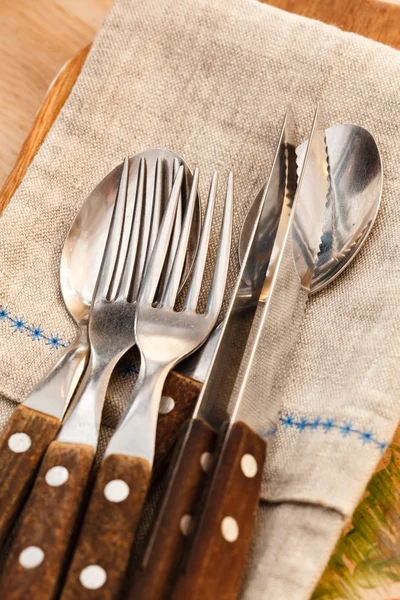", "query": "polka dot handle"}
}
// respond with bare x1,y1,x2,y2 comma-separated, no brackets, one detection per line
0,404,60,548
129,418,218,600
0,440,94,598
171,421,266,600
60,453,151,600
